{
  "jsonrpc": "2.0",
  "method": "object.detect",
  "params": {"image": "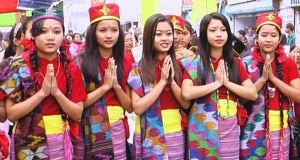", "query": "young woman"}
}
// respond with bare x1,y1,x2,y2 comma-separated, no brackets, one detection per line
166,15,194,61
127,13,190,159
69,32,84,59
76,3,132,159
180,20,198,53
1,4,87,159
181,12,257,159
240,13,300,160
